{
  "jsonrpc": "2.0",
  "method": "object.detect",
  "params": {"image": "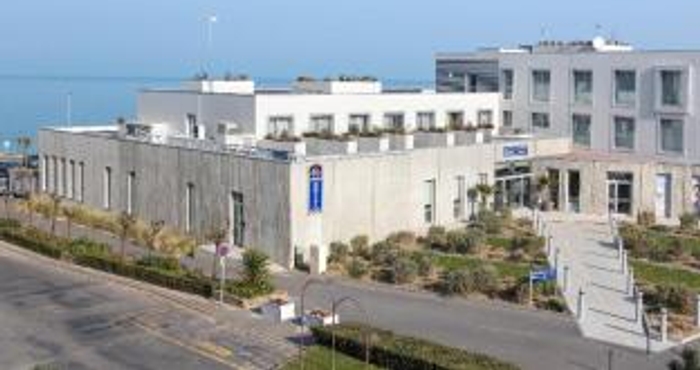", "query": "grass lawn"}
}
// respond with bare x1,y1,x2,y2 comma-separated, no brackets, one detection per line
433,253,530,280
632,259,700,291
281,345,382,370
